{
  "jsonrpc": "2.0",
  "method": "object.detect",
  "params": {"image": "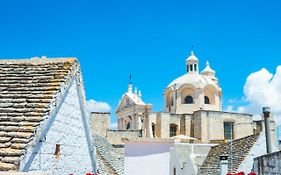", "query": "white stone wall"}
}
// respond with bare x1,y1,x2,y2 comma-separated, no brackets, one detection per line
253,149,281,174
170,146,188,175
175,143,215,175
28,80,93,175
124,141,170,175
